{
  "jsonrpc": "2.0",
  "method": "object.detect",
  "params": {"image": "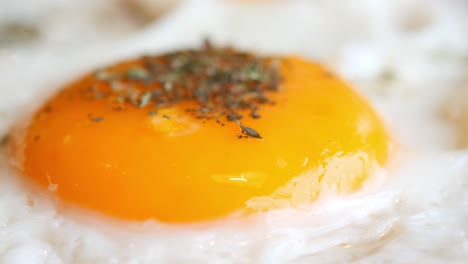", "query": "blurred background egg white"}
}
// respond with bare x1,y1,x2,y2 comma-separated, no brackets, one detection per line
0,0,467,263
